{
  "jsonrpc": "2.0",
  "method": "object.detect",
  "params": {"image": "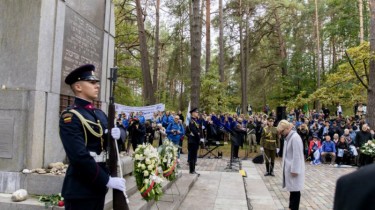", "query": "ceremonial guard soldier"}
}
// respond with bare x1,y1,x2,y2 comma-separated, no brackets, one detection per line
59,64,125,209
187,108,201,175
260,117,280,176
